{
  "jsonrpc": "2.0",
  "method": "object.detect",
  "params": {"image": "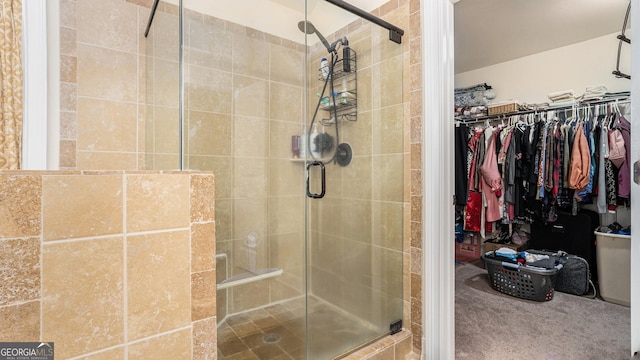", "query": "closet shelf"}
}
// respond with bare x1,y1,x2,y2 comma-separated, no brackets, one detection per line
455,95,630,124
